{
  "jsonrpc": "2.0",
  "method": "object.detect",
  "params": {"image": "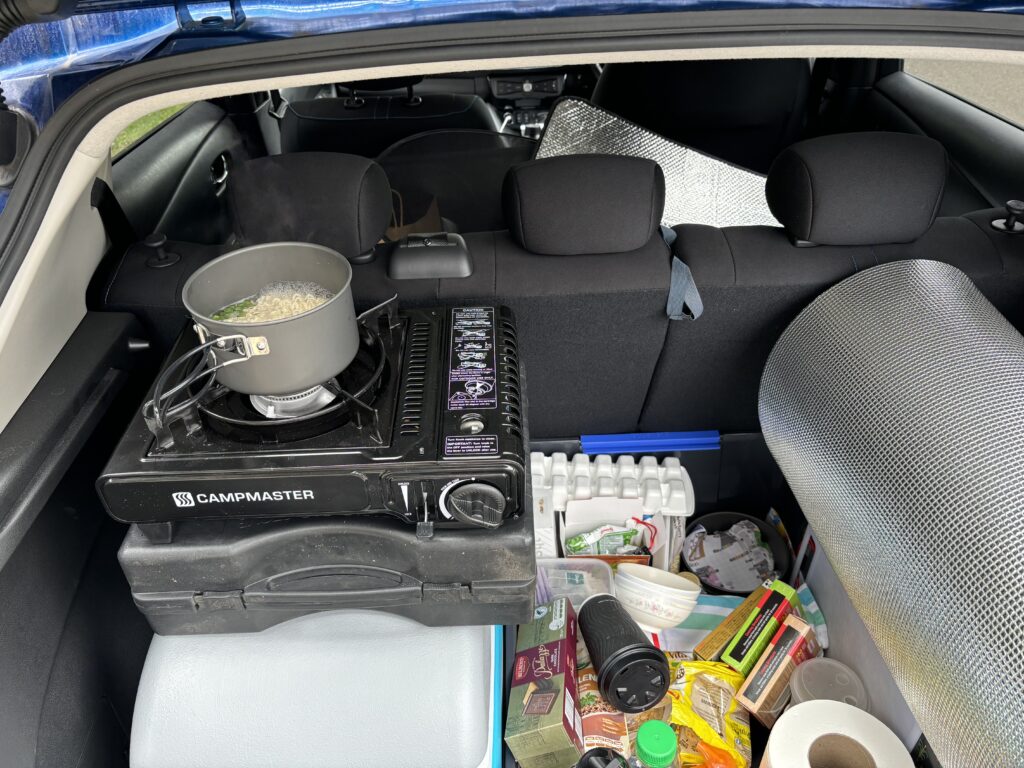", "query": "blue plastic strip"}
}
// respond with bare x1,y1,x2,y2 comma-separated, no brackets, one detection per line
580,430,721,454
491,626,503,768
